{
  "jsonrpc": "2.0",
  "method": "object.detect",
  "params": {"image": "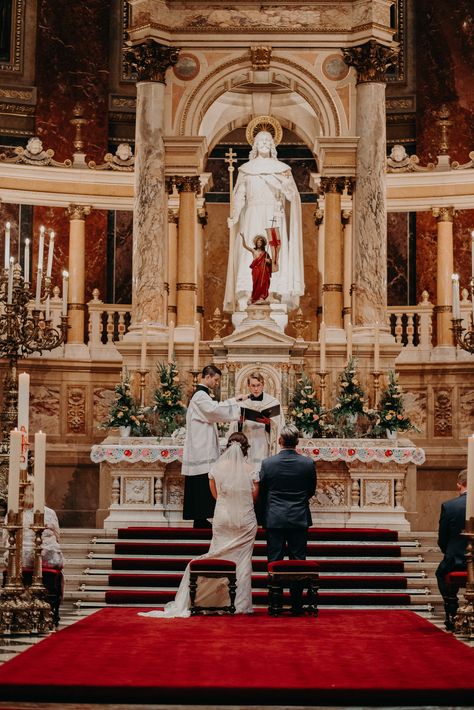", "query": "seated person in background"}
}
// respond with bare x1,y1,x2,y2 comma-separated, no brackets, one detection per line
435,468,467,631
3,481,64,570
